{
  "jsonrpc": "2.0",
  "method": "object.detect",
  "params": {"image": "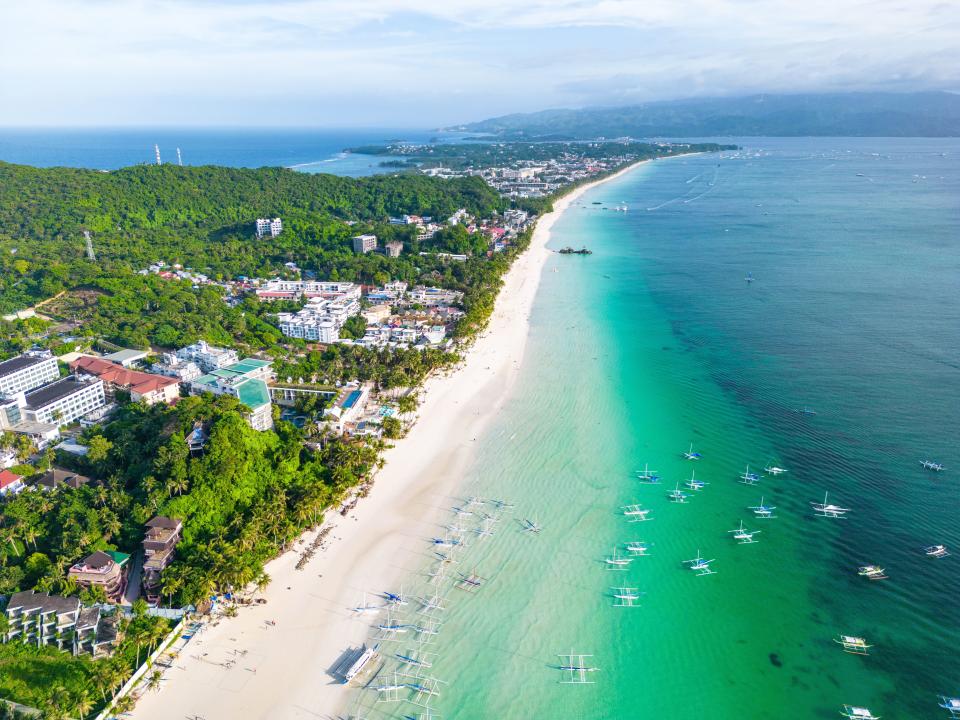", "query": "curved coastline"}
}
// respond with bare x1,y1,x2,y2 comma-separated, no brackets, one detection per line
127,158,652,720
